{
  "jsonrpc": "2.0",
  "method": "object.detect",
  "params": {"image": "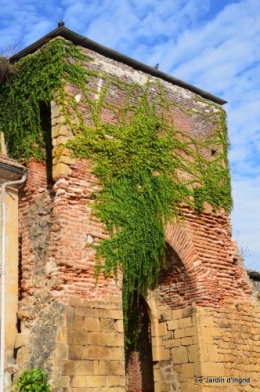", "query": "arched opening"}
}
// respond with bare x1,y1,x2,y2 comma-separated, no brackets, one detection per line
126,295,154,392
157,242,196,309
39,101,53,187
